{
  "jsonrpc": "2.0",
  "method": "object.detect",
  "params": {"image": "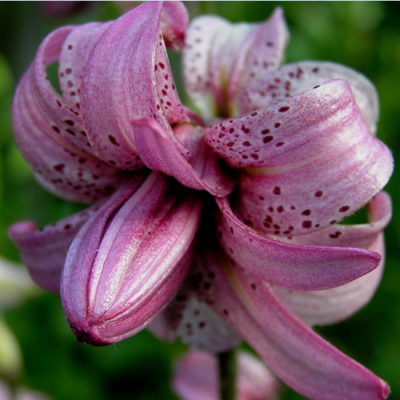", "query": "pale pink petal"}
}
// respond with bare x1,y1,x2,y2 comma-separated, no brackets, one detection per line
273,234,385,326
12,26,124,203
61,172,203,345
215,196,380,291
148,275,241,353
81,2,188,171
133,118,235,196
183,8,288,119
172,350,278,400
206,80,393,235
193,246,390,400
237,61,379,134
272,192,390,325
